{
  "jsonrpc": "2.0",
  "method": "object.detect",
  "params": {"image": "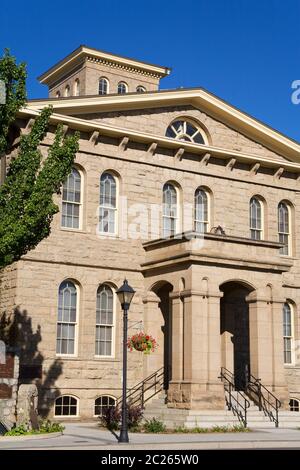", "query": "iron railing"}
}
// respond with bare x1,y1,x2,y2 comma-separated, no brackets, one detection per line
219,367,250,427
117,367,164,409
246,373,281,427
